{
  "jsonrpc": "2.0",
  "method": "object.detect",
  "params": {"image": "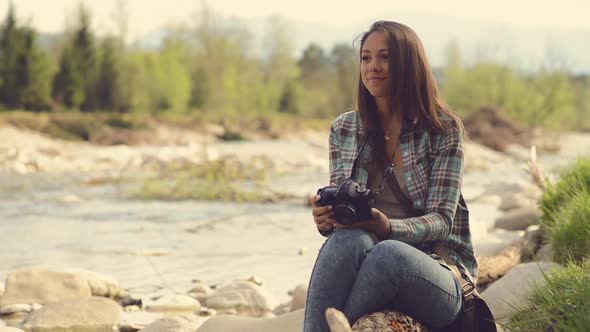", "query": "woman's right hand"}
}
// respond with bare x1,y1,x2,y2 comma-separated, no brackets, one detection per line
310,195,335,232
